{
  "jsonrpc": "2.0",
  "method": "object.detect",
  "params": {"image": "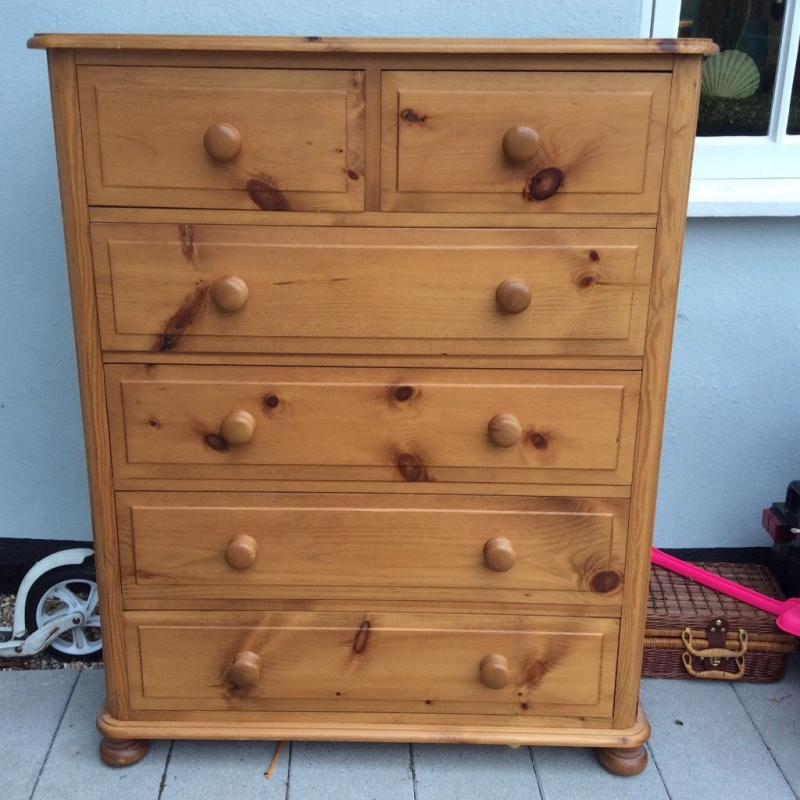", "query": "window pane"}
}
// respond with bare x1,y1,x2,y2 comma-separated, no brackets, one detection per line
787,41,800,134
679,0,786,136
